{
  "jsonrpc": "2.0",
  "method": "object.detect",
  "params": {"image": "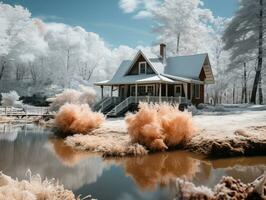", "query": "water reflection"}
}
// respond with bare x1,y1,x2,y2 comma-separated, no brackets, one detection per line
0,124,106,190
49,138,98,167
108,151,200,191
0,124,266,200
